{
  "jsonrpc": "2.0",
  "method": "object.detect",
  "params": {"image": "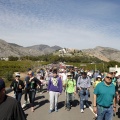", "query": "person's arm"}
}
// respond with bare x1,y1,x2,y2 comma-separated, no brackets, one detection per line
74,79,76,94
93,94,97,114
113,97,117,112
10,80,14,90
47,78,51,91
77,77,81,90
